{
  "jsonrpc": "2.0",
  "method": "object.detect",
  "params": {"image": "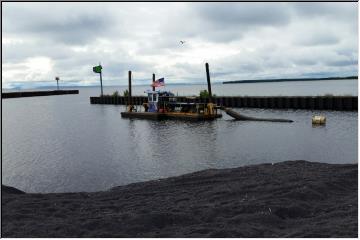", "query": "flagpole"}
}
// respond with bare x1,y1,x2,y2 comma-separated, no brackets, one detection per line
99,62,103,97
100,70,103,97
